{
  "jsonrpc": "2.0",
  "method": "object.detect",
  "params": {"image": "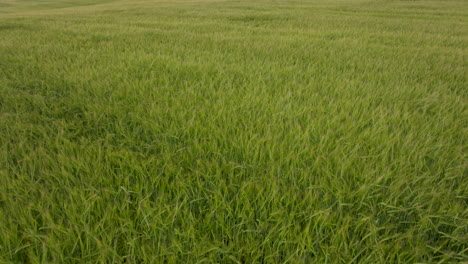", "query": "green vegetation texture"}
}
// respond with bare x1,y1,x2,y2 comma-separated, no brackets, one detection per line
0,0,467,262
